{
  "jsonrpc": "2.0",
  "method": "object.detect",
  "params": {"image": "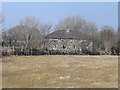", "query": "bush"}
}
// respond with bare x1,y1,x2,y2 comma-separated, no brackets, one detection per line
82,50,100,55
111,42,120,55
